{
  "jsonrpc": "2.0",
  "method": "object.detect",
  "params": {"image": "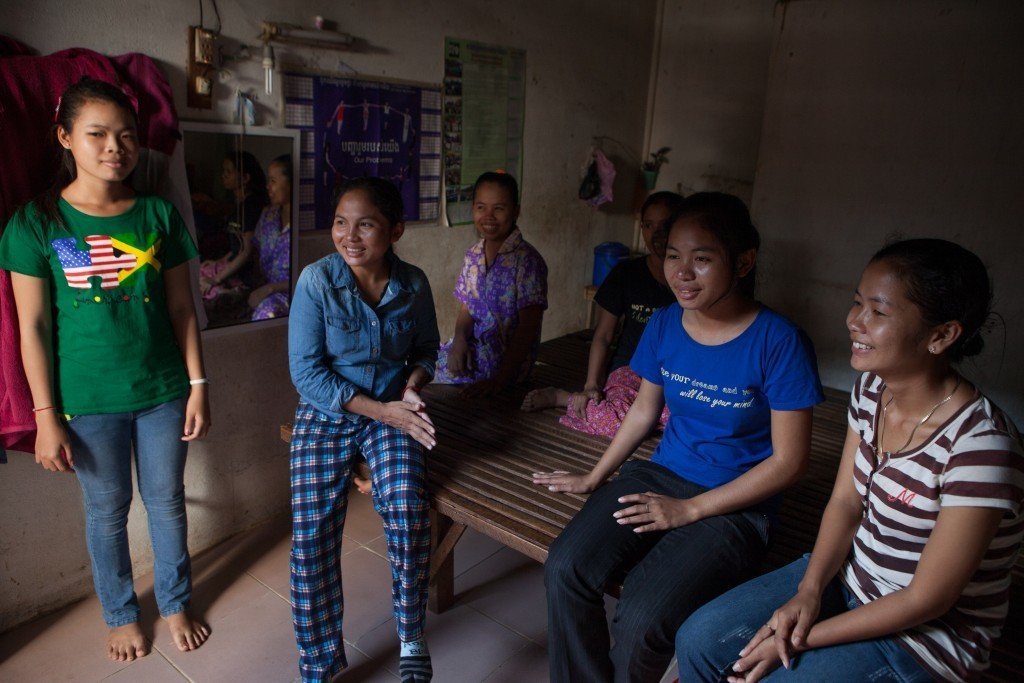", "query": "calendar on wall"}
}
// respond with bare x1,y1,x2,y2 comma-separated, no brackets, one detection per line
443,38,525,225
